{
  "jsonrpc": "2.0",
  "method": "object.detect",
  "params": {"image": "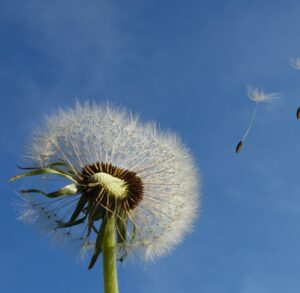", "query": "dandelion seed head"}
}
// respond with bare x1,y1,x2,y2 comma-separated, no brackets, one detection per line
17,101,200,263
247,87,279,103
